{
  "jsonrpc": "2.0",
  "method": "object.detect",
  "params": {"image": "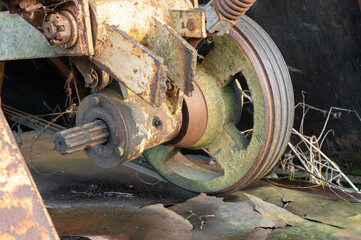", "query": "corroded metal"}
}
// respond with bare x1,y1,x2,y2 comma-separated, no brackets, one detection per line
43,11,78,48
88,0,193,44
0,105,59,240
91,24,167,106
74,88,182,168
169,10,207,38
144,15,294,195
167,82,208,147
3,103,166,182
150,17,197,97
89,0,197,100
0,0,293,198
71,57,110,90
54,120,109,155
190,0,198,8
